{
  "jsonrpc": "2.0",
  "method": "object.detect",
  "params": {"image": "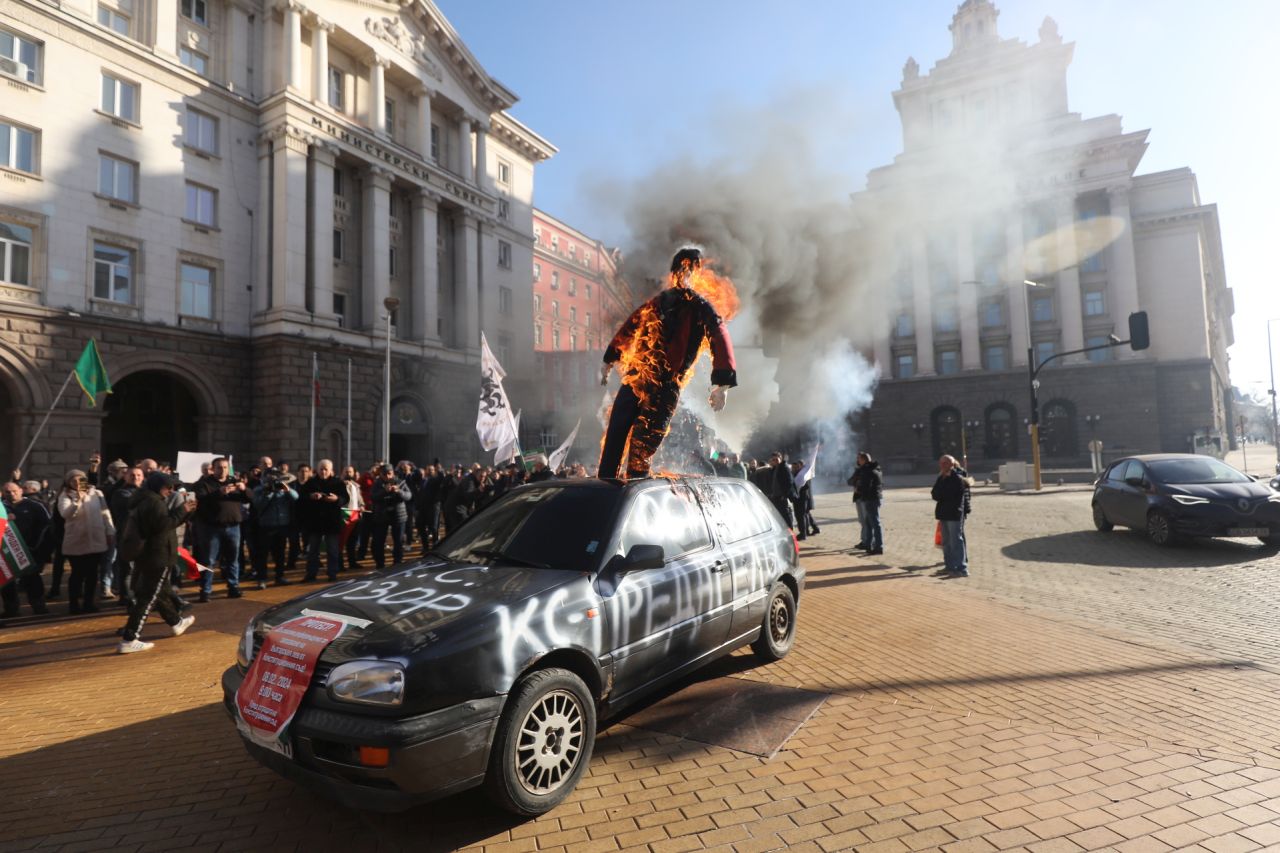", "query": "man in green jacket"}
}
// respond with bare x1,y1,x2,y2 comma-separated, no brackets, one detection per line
117,473,198,654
